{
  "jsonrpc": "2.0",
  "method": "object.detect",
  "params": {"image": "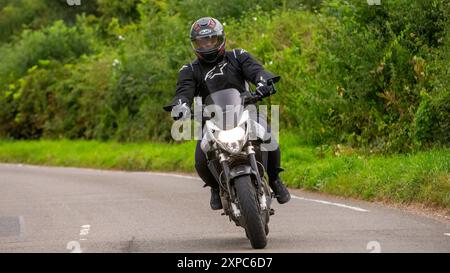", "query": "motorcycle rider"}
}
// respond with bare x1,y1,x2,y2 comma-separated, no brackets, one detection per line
163,17,290,210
